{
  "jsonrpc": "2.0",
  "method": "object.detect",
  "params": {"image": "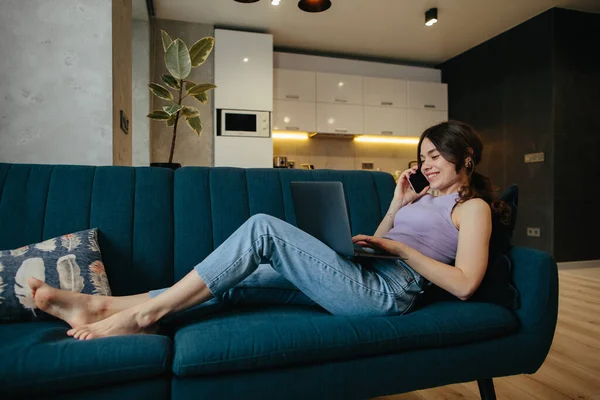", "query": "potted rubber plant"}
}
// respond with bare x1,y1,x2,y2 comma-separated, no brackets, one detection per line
147,30,216,170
